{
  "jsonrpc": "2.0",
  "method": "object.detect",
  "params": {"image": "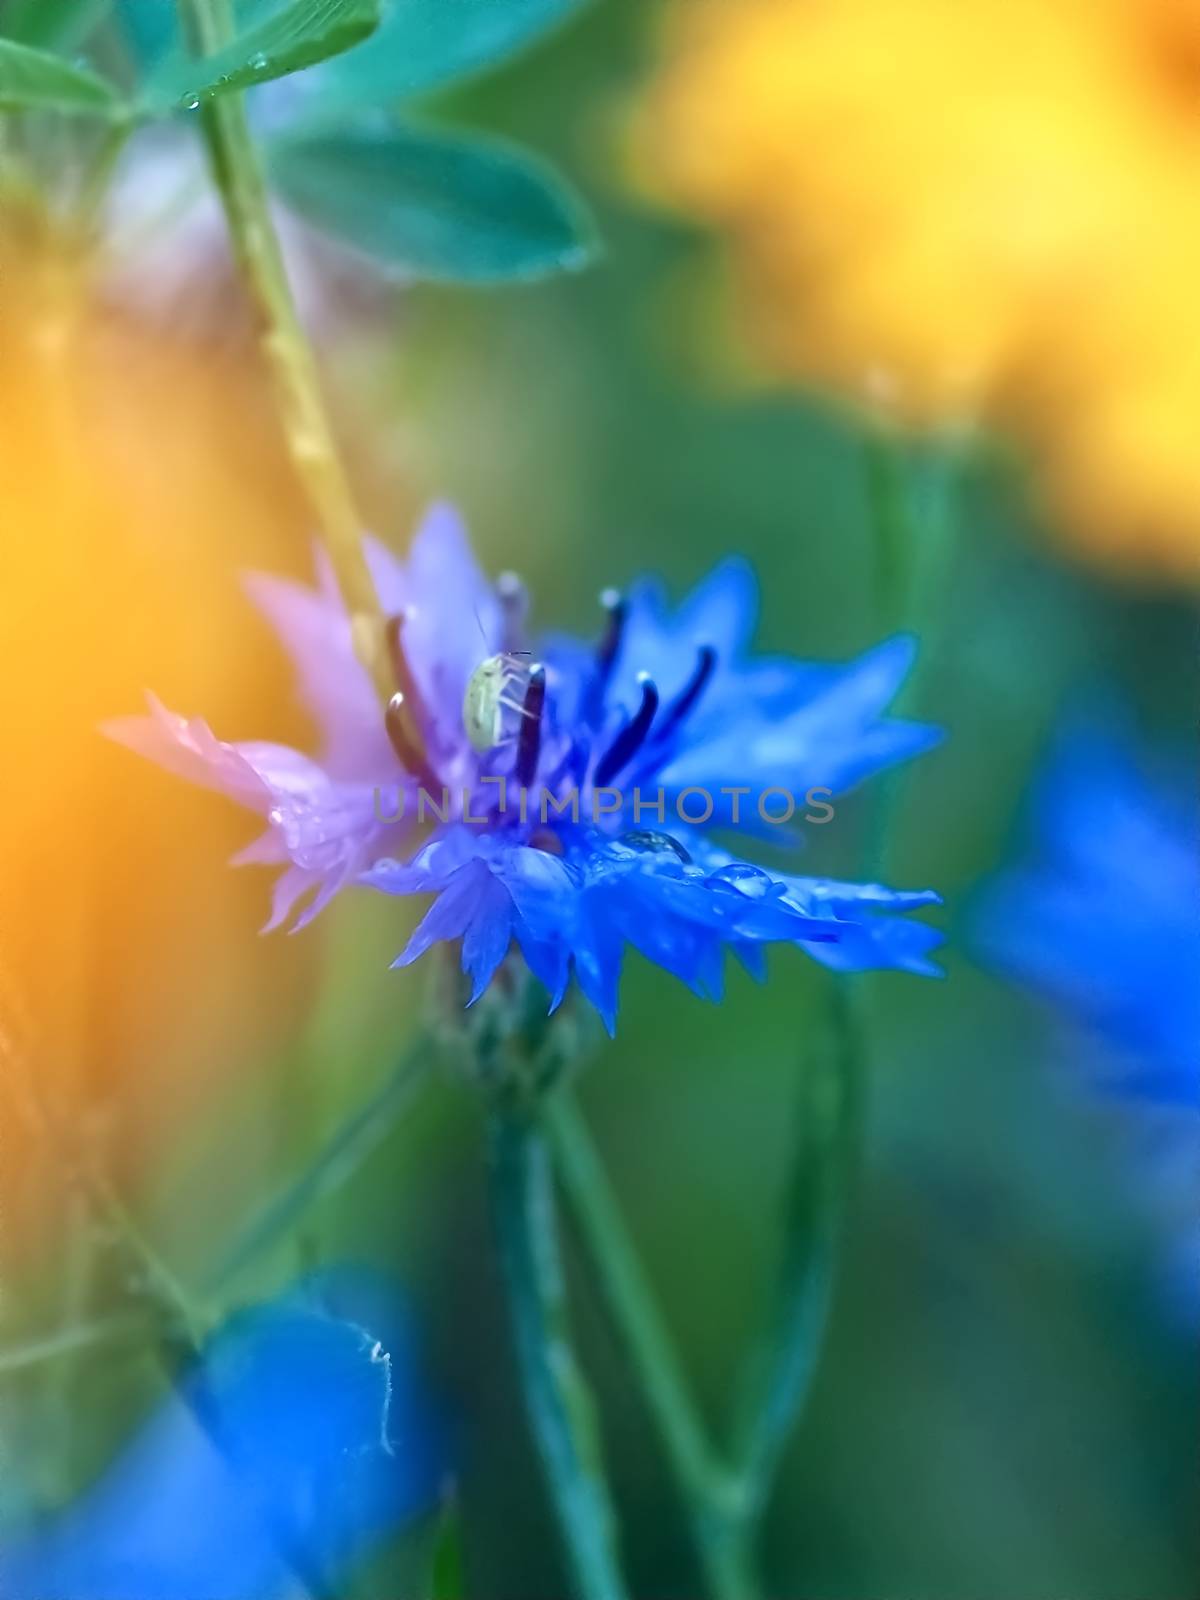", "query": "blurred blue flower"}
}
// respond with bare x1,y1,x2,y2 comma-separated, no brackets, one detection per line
976,727,1198,1105
0,1268,446,1600
107,506,943,1030
975,726,1198,1322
